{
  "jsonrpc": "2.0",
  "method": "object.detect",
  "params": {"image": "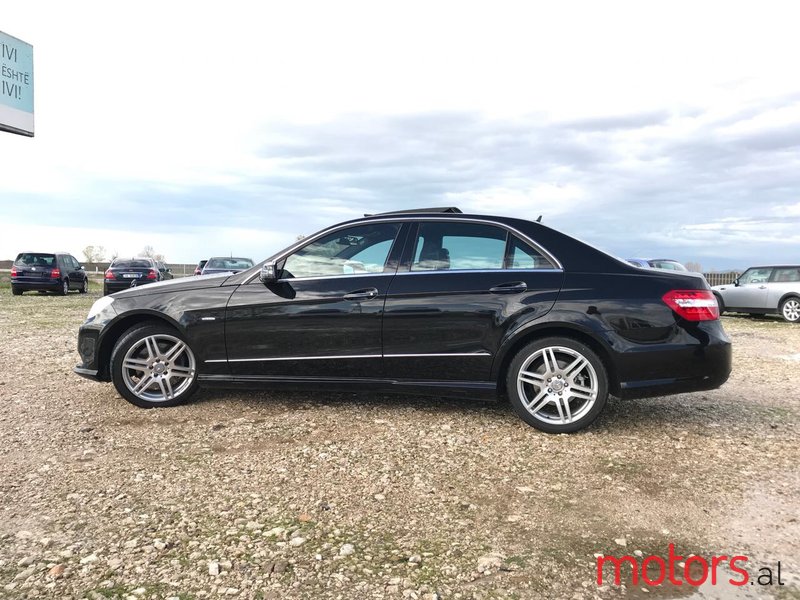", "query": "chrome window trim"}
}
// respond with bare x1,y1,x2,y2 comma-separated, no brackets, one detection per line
244,216,563,284
205,351,492,364
393,268,562,276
